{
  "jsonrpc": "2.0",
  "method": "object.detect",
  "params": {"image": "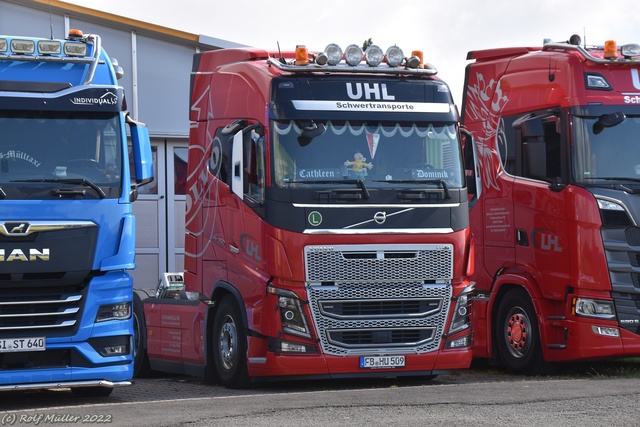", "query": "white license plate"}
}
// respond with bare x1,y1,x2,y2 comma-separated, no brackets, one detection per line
0,337,46,353
360,355,405,369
